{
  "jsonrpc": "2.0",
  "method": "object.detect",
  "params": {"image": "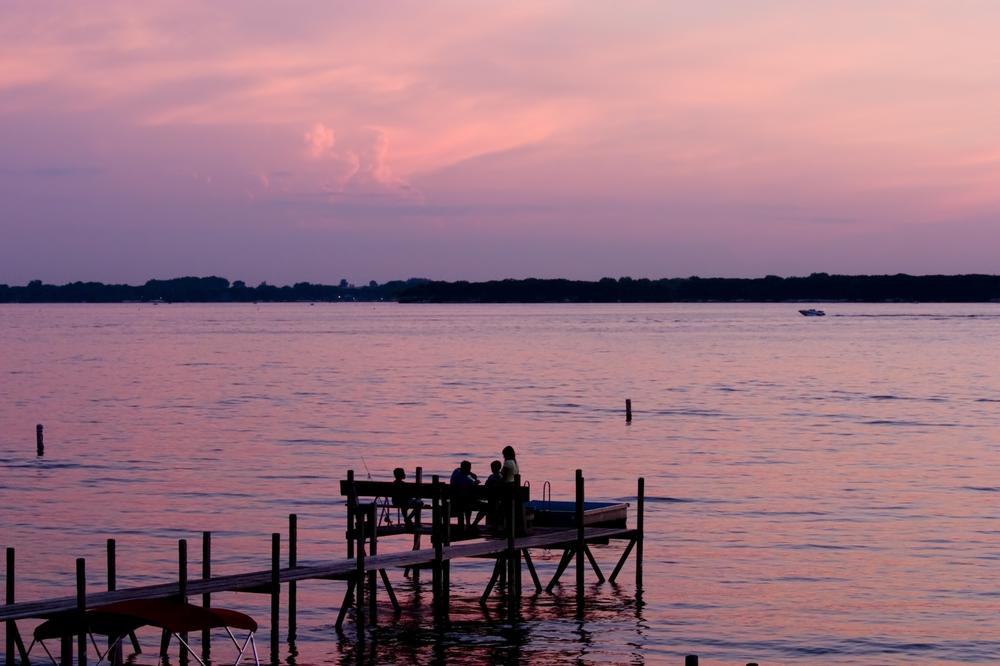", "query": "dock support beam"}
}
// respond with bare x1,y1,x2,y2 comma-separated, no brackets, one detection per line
178,539,188,663
270,532,280,662
5,547,14,666
522,549,542,593
346,470,356,559
107,538,132,664
202,531,211,661
506,481,517,623
431,476,443,619
76,558,86,666
288,514,297,643
513,475,522,601
367,504,377,624
545,547,574,592
637,477,644,595
576,469,585,609
355,508,366,638
409,466,423,581
6,547,29,666
443,497,451,617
